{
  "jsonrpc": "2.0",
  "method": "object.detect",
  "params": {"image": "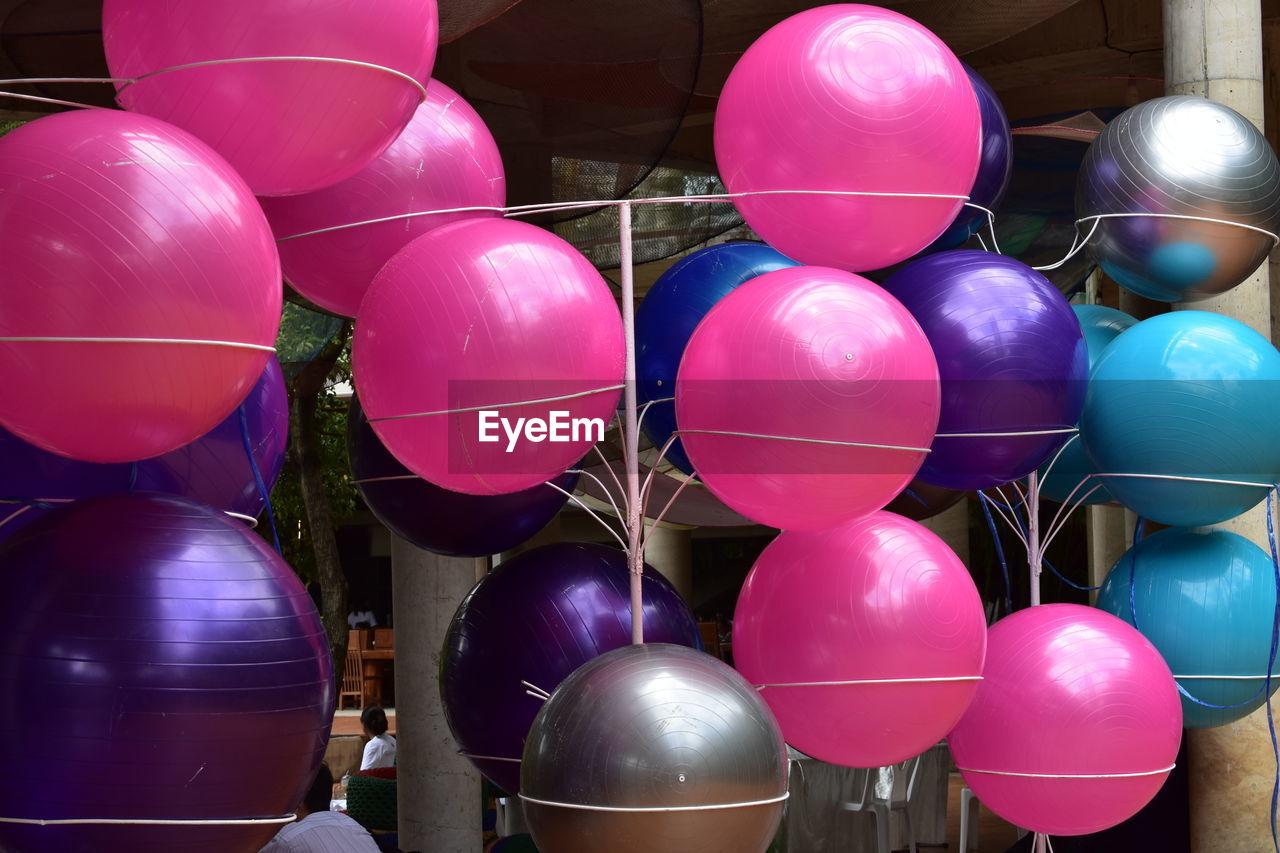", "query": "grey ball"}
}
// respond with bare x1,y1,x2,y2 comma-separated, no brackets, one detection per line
1076,95,1280,302
520,643,789,853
